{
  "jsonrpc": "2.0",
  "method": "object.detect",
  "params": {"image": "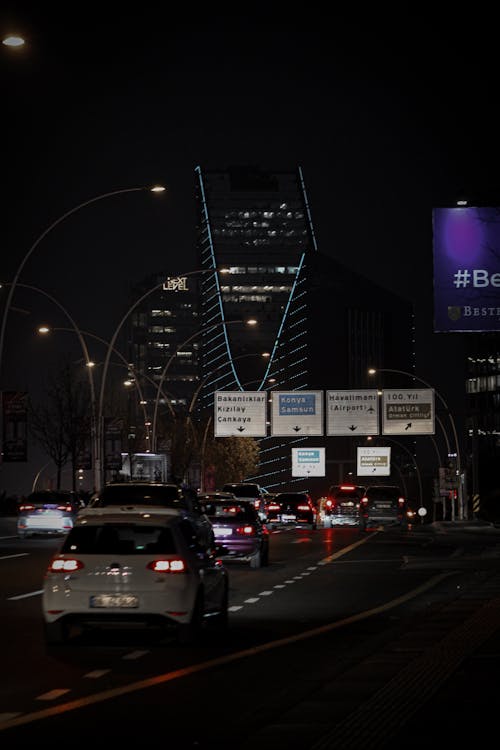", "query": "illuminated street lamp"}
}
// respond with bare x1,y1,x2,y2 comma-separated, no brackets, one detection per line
368,367,465,519
2,35,25,48
96,267,230,489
